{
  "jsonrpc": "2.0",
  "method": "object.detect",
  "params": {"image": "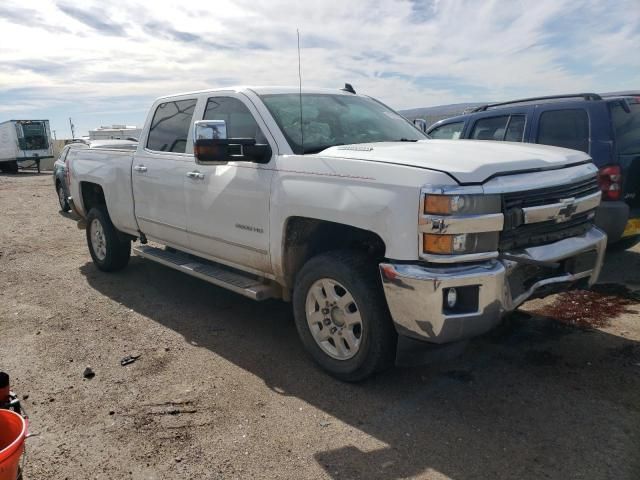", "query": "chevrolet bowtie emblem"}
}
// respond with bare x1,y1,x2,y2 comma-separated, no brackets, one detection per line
556,198,578,223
